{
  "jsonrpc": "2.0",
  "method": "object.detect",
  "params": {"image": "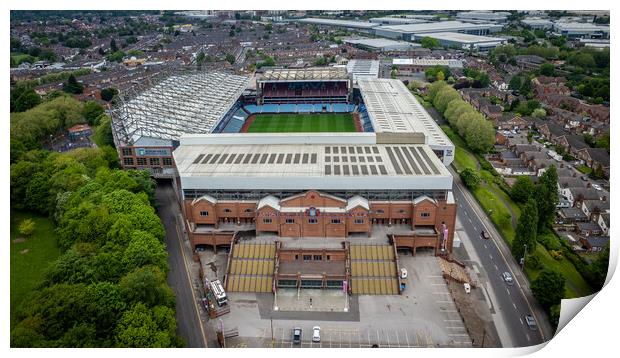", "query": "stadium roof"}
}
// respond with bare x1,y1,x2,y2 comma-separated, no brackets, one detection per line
392,58,464,68
111,72,249,146
259,67,349,82
377,20,502,34
346,59,380,82
298,17,379,29
357,78,453,149
417,32,507,44
173,142,452,190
